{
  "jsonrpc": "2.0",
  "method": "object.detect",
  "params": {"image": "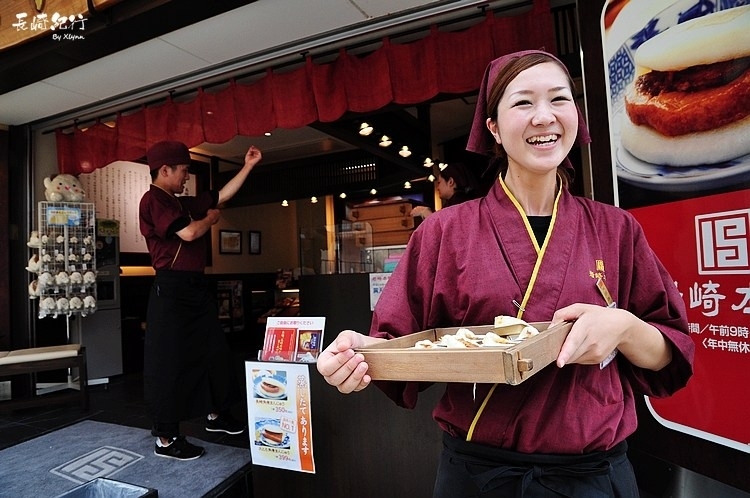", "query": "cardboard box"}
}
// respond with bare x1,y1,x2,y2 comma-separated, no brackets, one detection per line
357,321,572,385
